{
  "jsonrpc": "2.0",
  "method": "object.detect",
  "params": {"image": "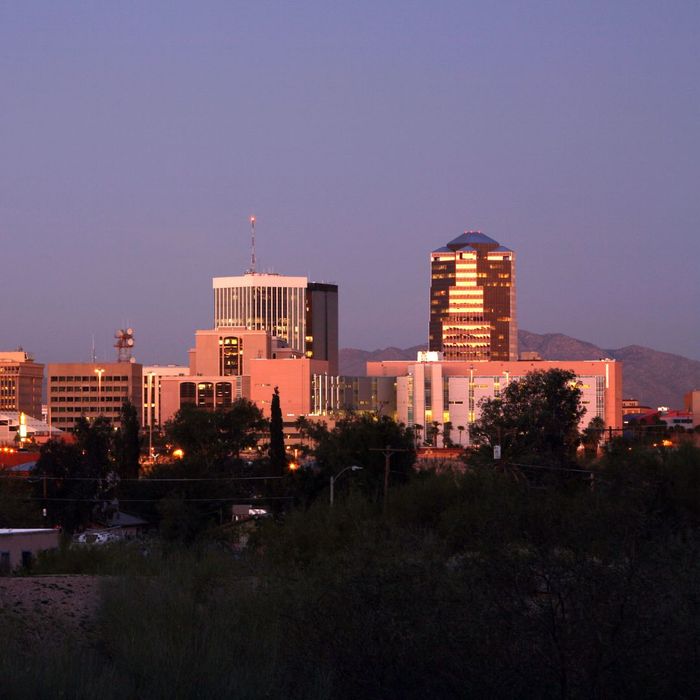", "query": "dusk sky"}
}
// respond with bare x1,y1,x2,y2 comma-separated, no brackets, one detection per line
2,1,698,365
